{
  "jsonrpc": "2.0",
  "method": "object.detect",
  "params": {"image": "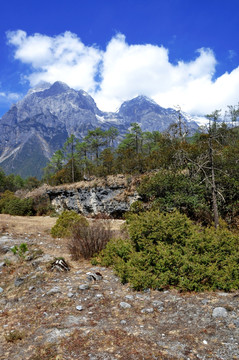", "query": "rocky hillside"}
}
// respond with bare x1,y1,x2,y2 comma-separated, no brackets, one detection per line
0,217,239,360
0,81,198,178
